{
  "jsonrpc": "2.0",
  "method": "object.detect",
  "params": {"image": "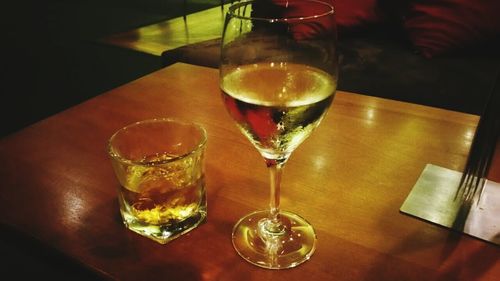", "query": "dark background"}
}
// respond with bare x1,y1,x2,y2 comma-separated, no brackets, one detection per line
2,0,221,138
